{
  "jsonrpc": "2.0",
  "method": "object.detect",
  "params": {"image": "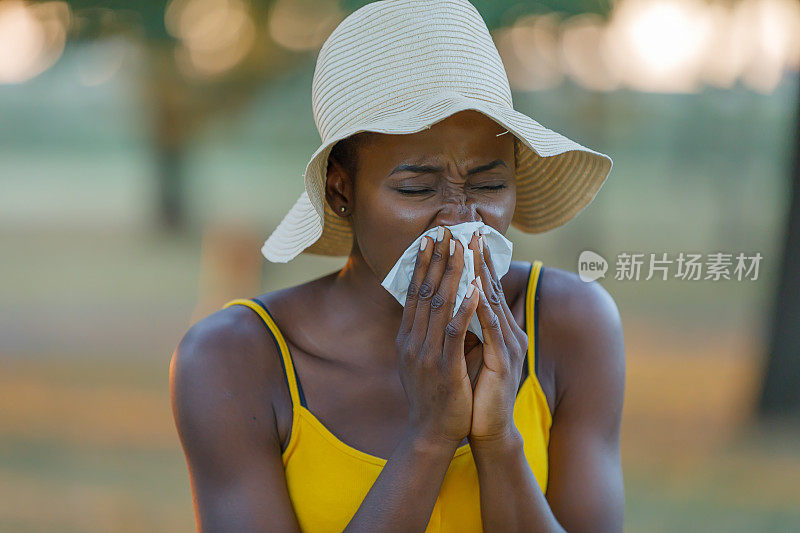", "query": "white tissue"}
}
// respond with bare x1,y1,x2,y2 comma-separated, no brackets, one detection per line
380,221,513,343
